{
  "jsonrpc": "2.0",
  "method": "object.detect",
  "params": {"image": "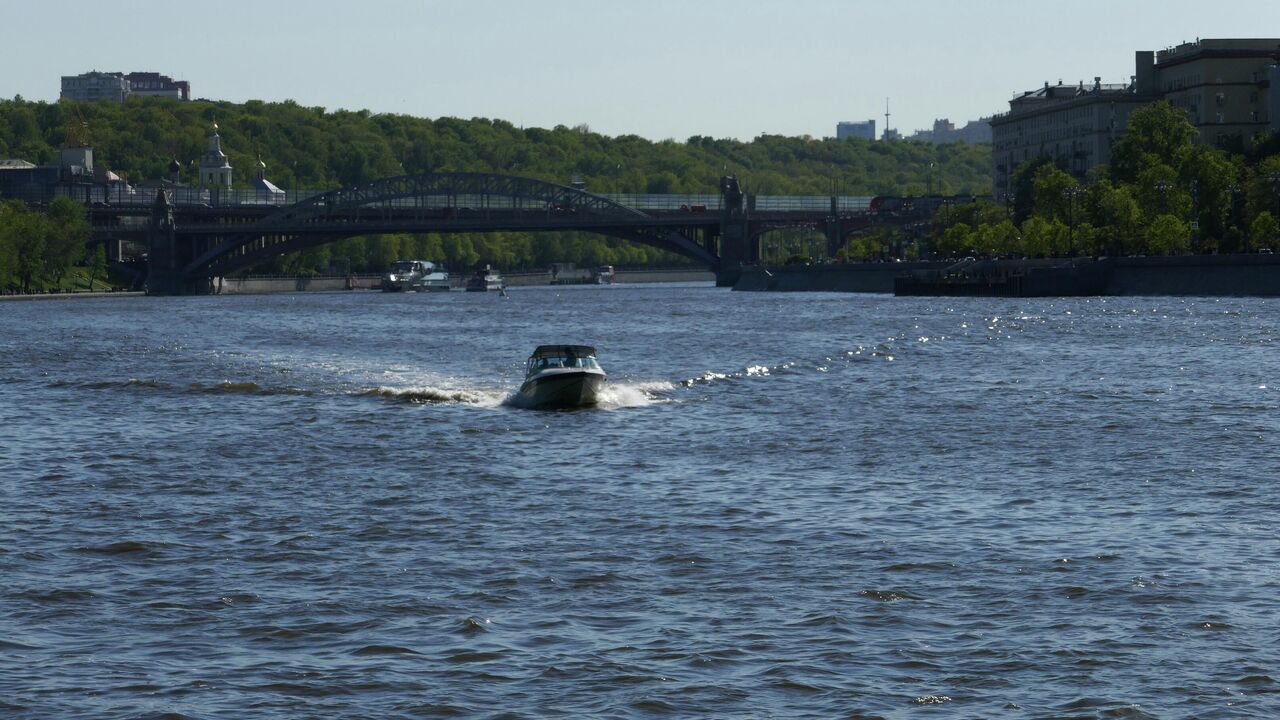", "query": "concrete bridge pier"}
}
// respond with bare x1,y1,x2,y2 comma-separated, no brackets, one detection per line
143,191,211,295
715,176,747,287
